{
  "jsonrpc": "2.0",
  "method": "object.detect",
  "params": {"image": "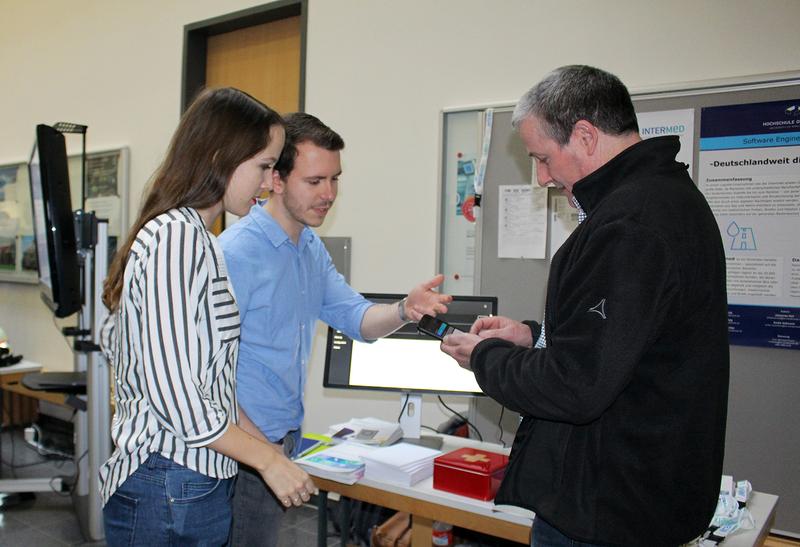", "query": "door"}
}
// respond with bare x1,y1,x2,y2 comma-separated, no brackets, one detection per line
203,16,302,234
